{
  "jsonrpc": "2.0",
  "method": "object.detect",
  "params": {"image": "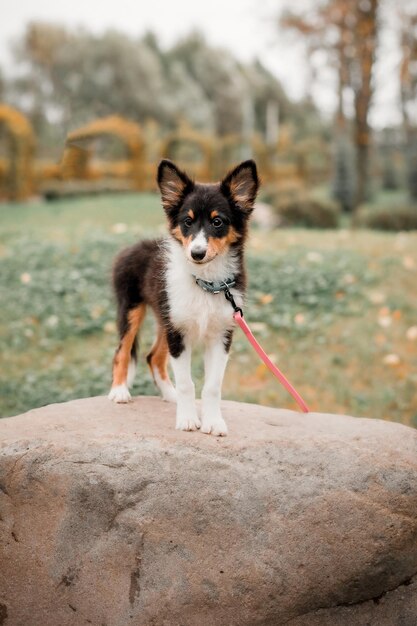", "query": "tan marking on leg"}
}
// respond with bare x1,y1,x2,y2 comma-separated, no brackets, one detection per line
147,327,170,381
112,304,146,386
